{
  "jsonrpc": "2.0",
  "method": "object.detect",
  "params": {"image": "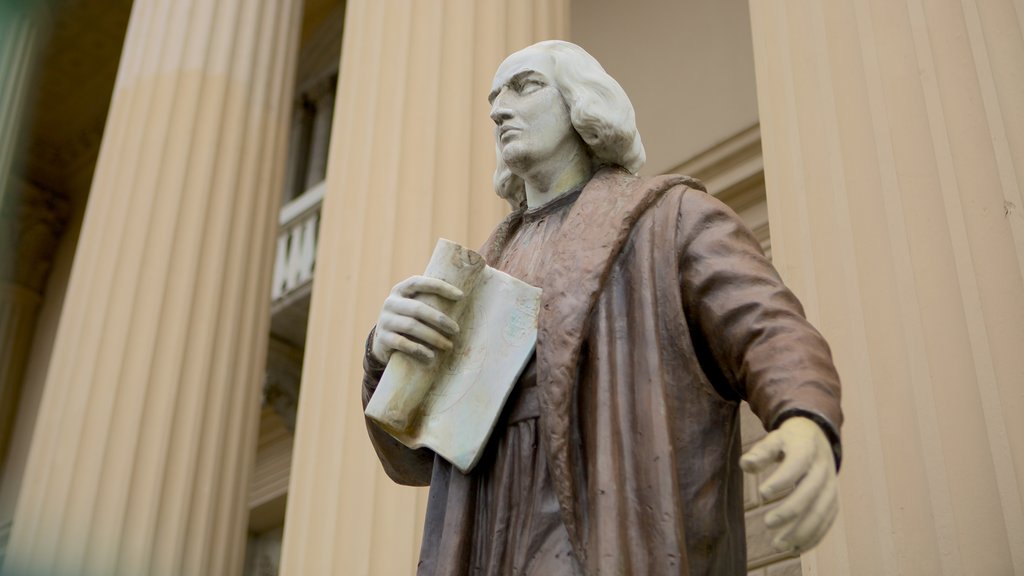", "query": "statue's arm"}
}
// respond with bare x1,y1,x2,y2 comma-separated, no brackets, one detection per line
362,328,435,486
675,188,842,552
675,188,842,458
